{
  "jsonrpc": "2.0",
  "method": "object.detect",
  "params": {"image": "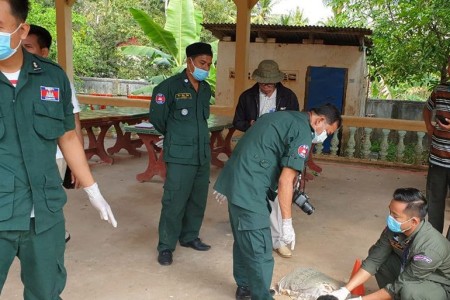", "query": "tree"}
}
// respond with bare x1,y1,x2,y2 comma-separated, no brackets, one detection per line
28,0,101,78
322,0,450,88
121,0,218,99
251,0,280,24
73,0,165,79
